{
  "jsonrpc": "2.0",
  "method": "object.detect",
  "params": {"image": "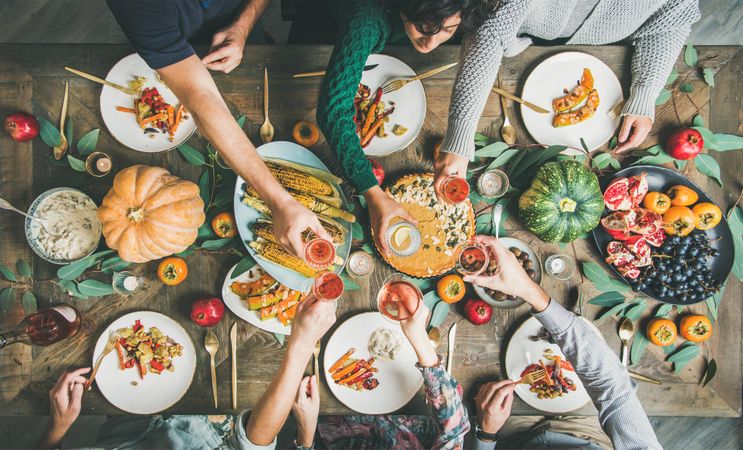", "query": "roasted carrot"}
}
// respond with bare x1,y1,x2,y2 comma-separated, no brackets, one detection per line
141,112,168,126
329,348,355,373
166,105,175,128
116,106,136,114
339,367,367,385
332,359,361,380
360,88,382,135
170,104,184,133
361,118,385,147
539,360,553,386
